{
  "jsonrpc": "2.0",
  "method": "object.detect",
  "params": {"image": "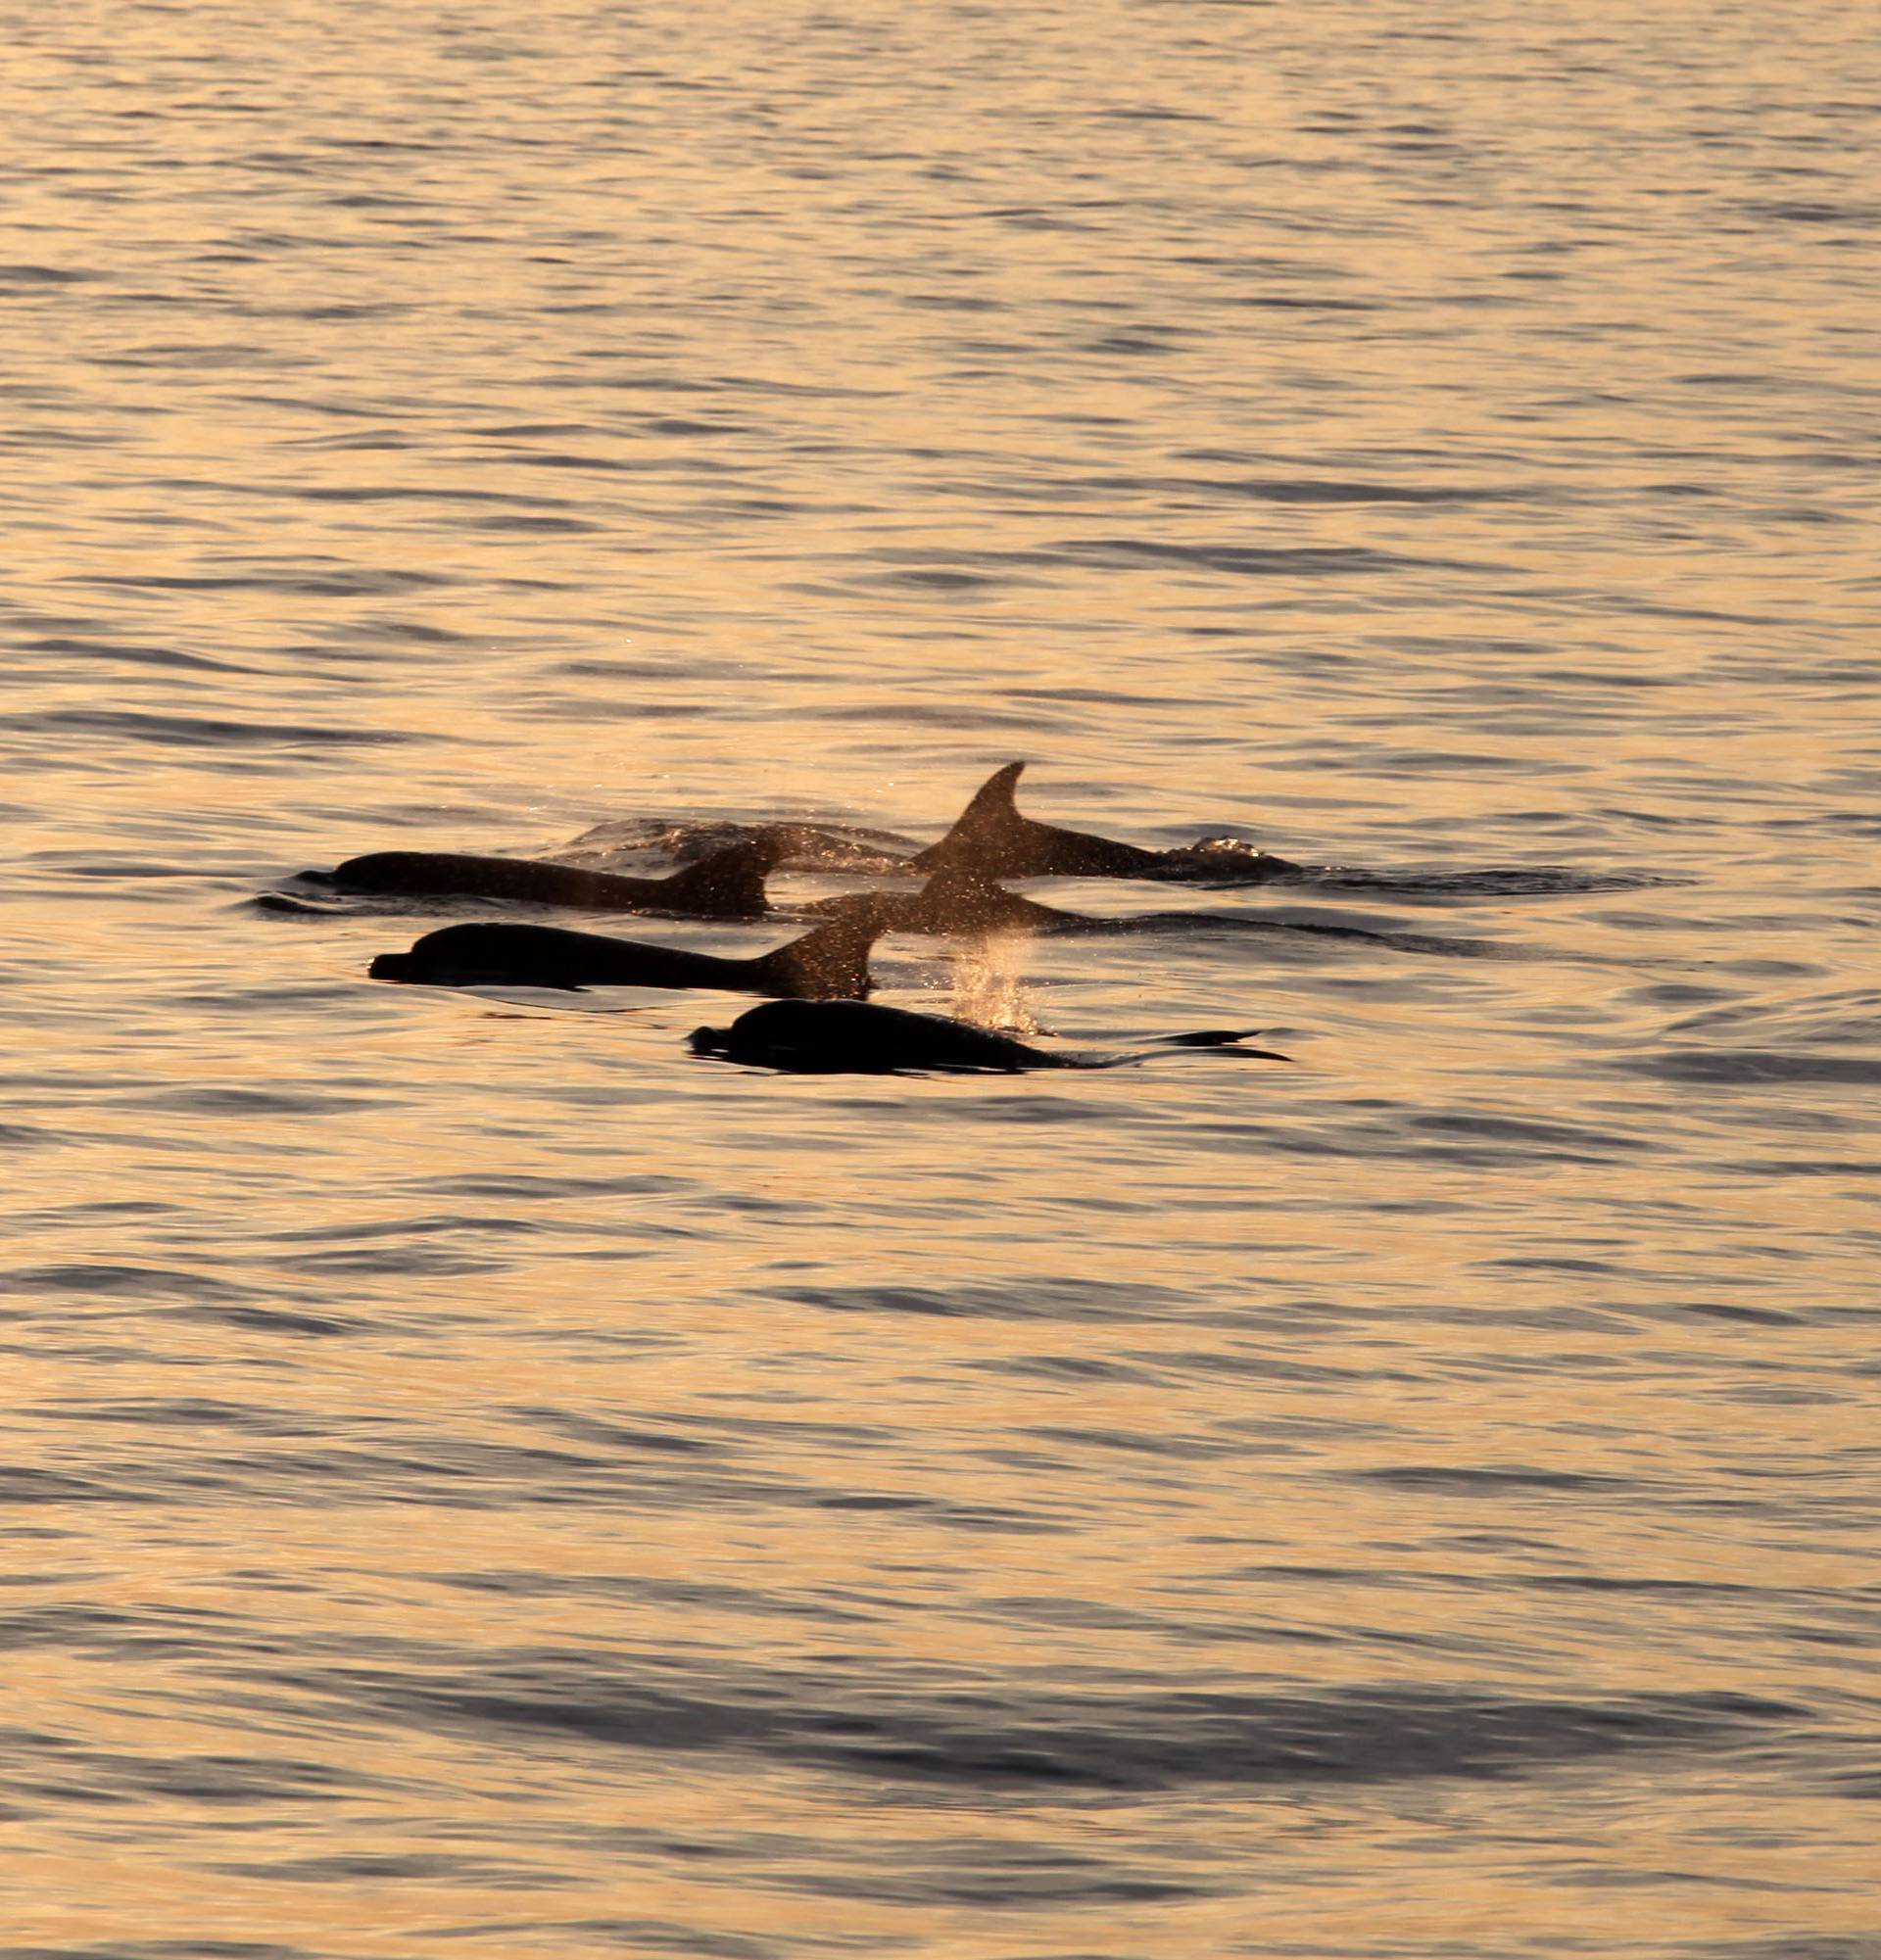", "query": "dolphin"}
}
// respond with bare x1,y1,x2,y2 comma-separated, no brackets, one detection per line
806,862,1081,937
689,999,1291,1074
368,901,887,998
308,837,785,917
907,762,1297,882
806,864,1490,958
